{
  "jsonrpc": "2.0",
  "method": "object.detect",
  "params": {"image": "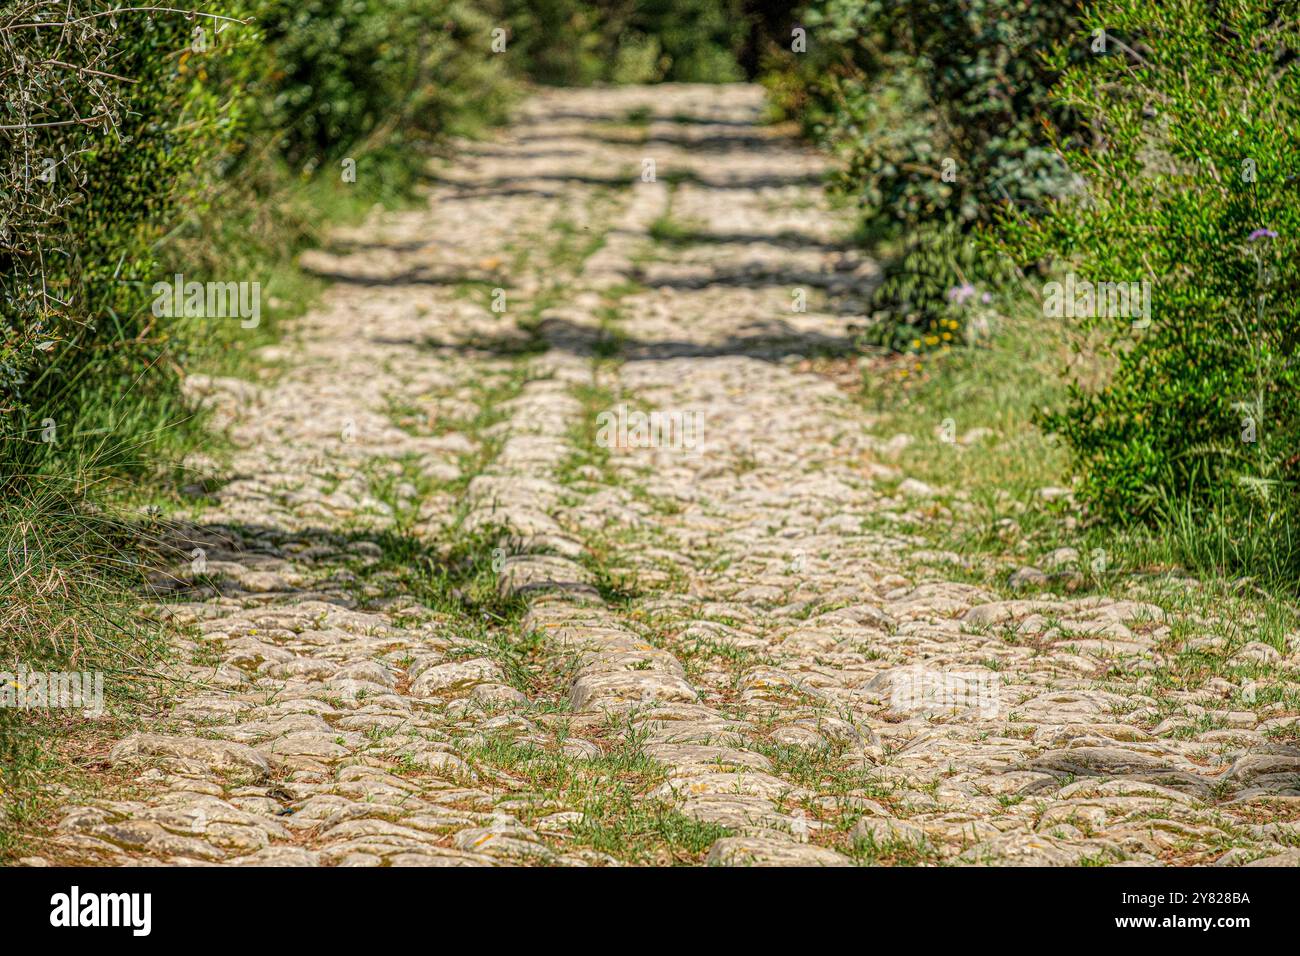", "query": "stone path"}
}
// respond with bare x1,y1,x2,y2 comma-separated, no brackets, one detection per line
28,84,1300,867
